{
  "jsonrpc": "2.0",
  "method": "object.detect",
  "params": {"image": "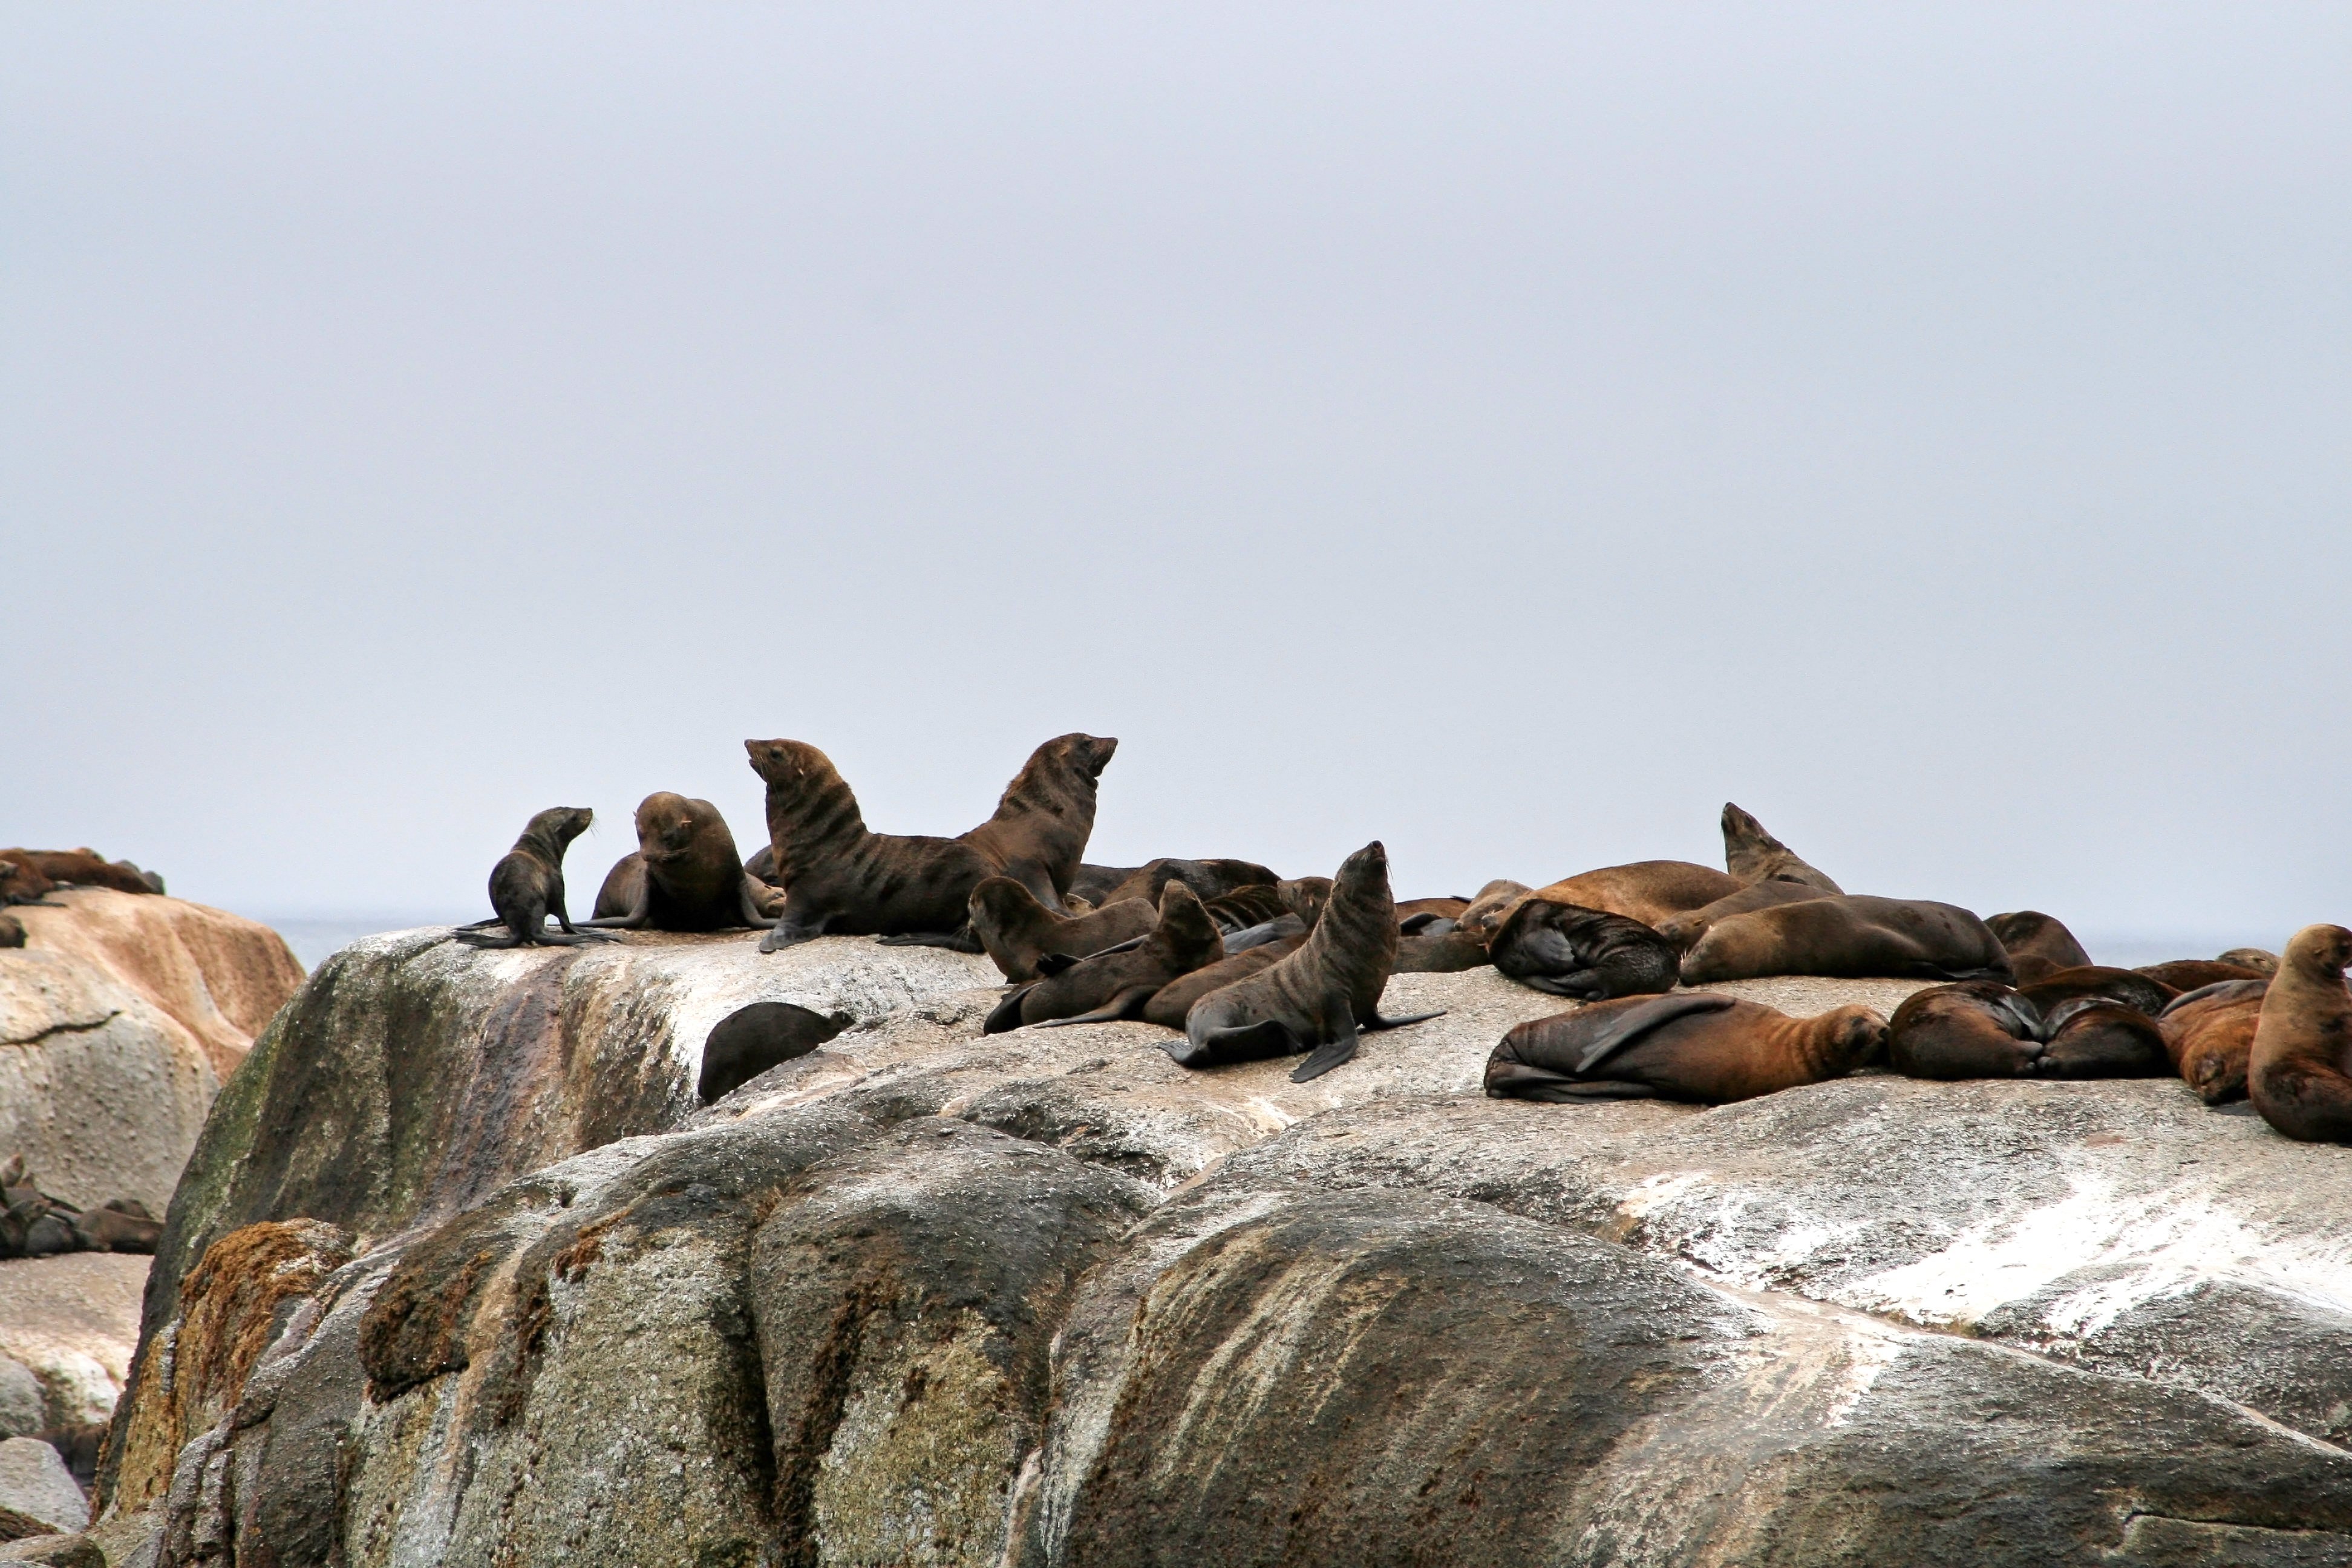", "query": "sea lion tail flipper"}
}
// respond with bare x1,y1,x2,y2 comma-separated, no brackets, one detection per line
1365,1009,1446,1031
1037,987,1157,1027
1033,953,1080,976
738,875,782,930
1178,1018,1301,1068
984,984,1040,1034
877,927,987,953
1290,1009,1362,1083
1574,992,1738,1076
